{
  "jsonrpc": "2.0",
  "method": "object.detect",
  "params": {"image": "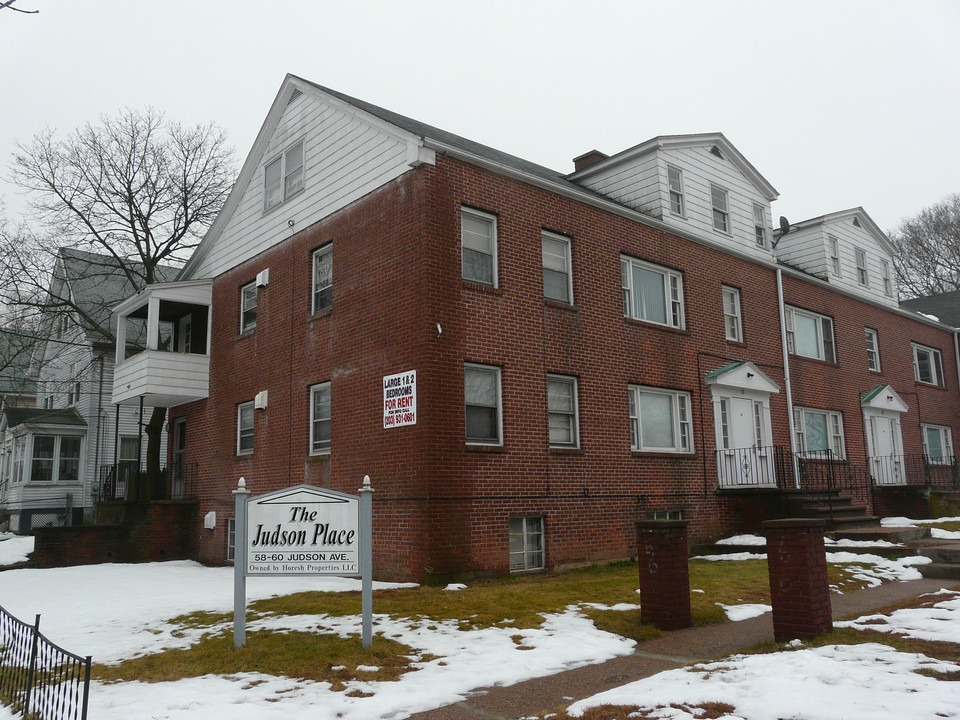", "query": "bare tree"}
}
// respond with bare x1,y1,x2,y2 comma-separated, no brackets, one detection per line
2,108,235,499
0,1,39,14
891,194,960,299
